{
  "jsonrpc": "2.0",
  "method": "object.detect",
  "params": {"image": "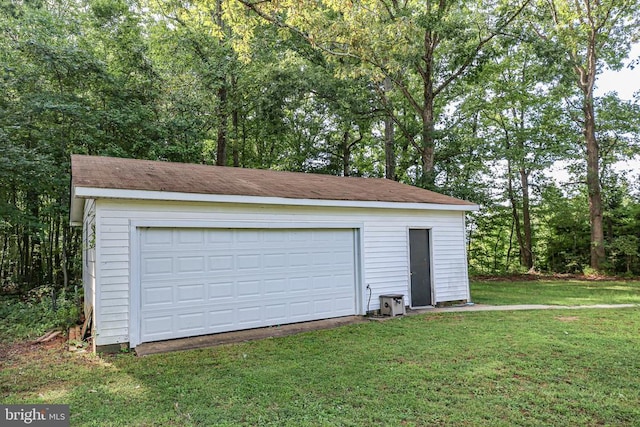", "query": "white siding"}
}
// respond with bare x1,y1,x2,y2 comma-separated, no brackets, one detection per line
431,214,470,302
82,199,96,316
93,199,470,346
